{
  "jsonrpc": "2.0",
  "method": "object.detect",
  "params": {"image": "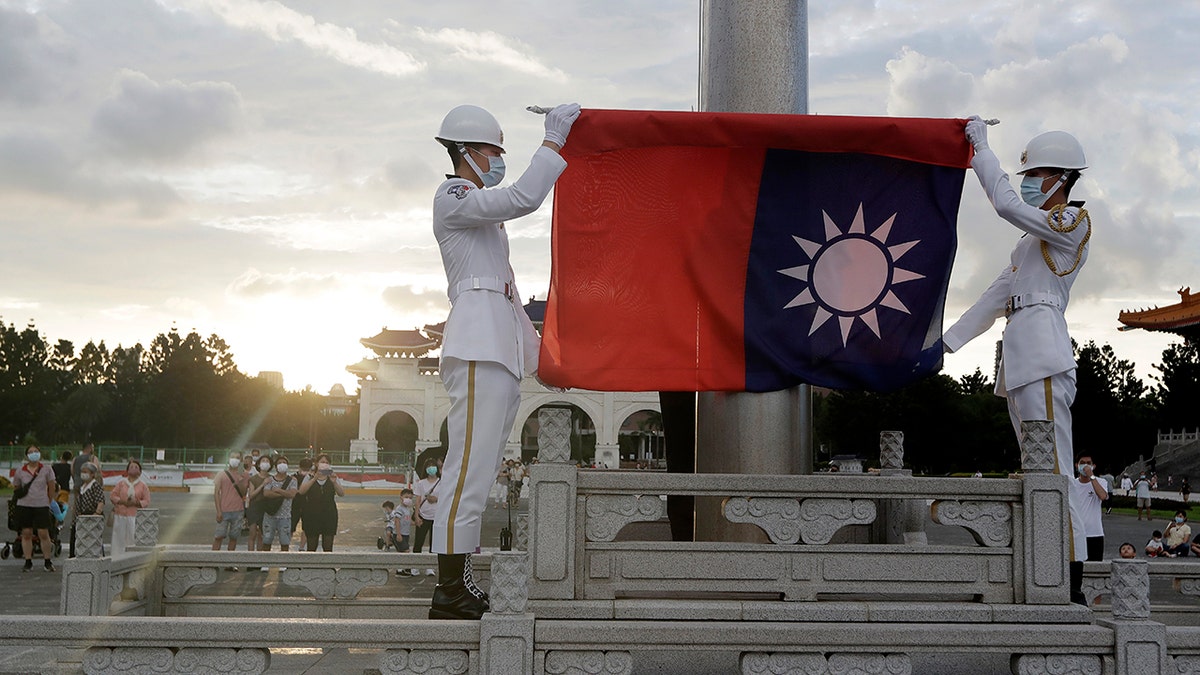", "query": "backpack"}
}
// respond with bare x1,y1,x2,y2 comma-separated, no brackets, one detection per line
261,476,293,516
